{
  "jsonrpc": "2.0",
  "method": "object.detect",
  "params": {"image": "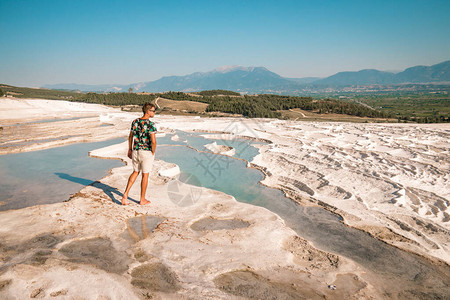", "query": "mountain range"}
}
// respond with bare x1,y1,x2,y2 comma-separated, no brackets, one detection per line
43,60,450,94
